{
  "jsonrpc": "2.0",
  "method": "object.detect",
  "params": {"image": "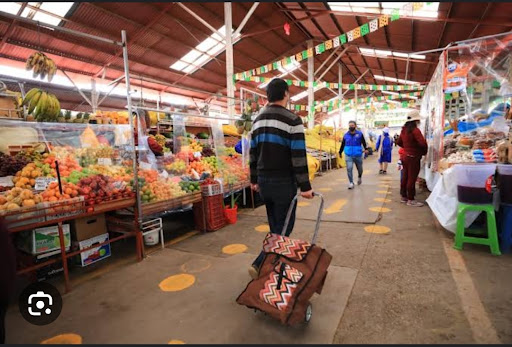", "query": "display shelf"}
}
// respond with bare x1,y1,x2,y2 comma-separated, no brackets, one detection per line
141,192,202,217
